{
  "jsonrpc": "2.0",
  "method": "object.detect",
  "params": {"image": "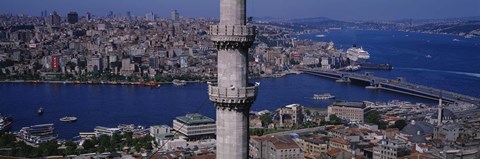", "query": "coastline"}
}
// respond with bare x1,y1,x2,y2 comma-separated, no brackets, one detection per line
0,79,207,85
0,70,304,86
298,28,479,40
